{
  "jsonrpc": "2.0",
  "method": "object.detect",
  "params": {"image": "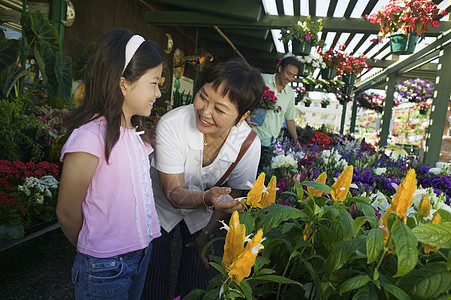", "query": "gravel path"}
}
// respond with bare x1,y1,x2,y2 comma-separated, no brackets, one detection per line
0,228,76,299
